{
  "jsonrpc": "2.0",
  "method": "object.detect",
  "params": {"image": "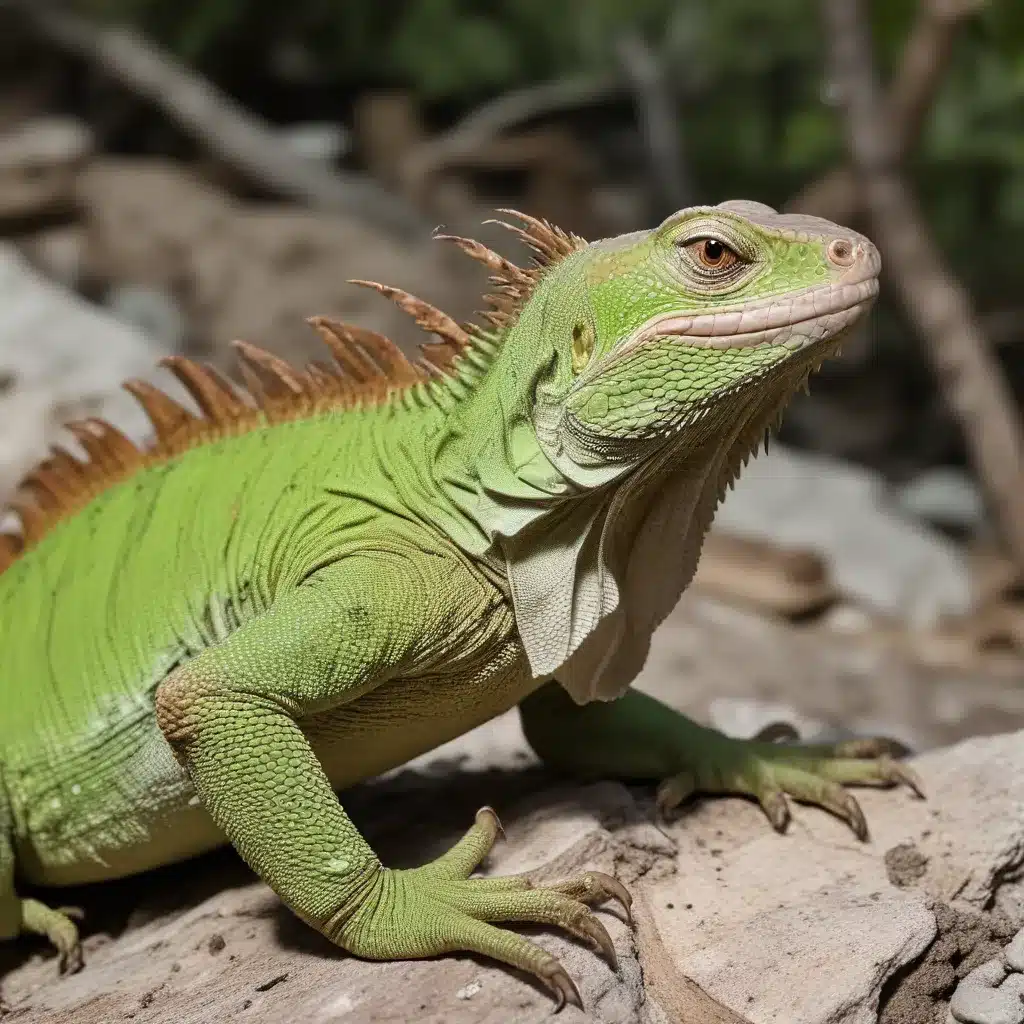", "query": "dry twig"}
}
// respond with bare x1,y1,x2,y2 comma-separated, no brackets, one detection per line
822,0,1024,569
